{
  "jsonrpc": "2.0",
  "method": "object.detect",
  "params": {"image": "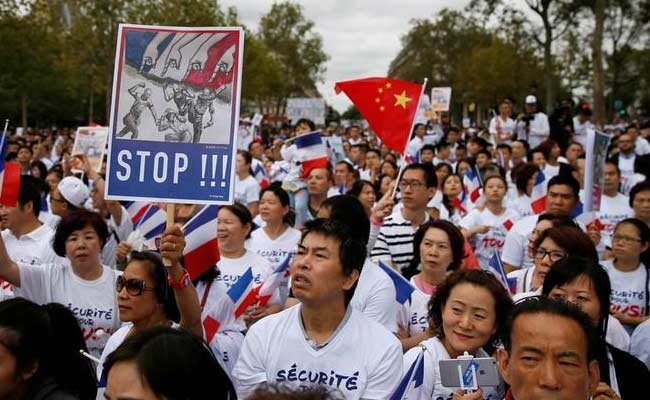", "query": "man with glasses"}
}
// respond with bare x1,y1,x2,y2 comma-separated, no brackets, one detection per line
502,175,582,272
371,163,437,272
49,176,90,226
